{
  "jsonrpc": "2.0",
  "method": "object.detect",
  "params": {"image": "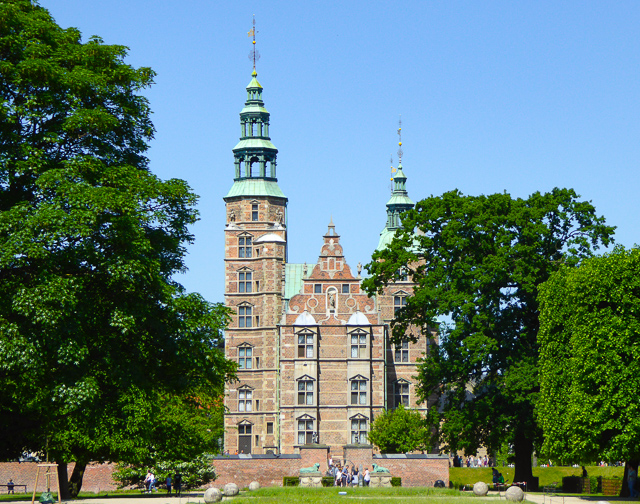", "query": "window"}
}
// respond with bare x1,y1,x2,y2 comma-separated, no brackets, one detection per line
297,380,314,405
297,417,314,445
342,284,349,294
350,378,367,405
394,295,407,315
350,417,367,444
252,204,258,221
298,332,314,358
238,305,252,328
266,422,274,434
395,381,409,407
350,333,367,358
238,345,252,369
238,388,253,412
314,284,322,294
394,339,409,362
239,236,252,258
238,271,252,293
